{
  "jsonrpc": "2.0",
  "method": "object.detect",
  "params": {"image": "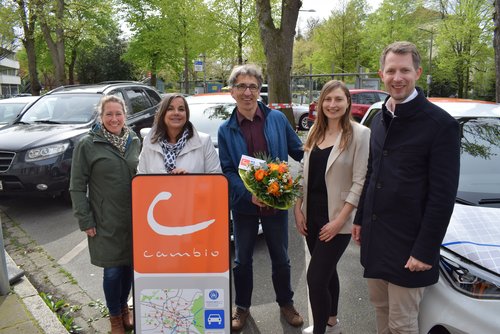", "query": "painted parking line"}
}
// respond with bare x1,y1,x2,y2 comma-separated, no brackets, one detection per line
57,238,87,265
